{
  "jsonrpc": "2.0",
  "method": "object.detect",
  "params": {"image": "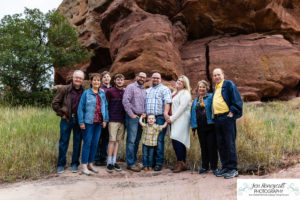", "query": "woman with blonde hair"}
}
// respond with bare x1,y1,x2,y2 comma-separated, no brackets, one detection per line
166,75,192,173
